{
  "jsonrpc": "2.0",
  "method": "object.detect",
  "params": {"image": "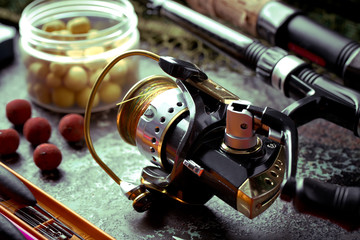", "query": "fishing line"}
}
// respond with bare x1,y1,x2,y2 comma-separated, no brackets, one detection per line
117,76,177,145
